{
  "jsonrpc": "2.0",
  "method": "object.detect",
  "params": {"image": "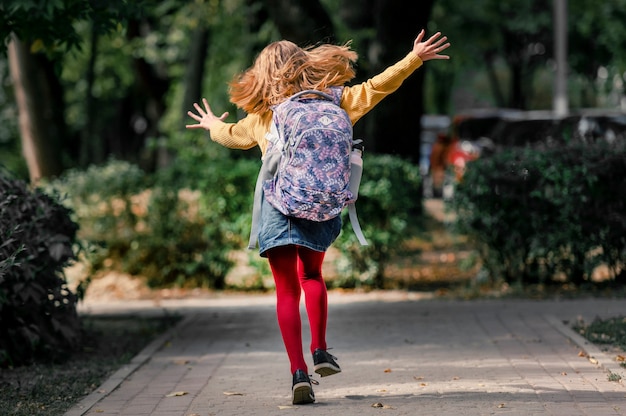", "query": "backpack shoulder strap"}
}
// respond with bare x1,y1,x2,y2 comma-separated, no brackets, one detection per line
248,123,282,249
328,86,344,106
348,203,368,246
